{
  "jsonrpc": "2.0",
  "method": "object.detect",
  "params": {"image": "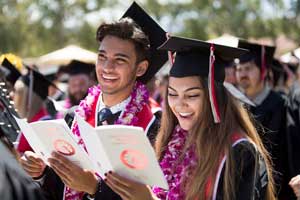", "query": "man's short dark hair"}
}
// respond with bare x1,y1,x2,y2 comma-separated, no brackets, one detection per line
96,18,150,64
